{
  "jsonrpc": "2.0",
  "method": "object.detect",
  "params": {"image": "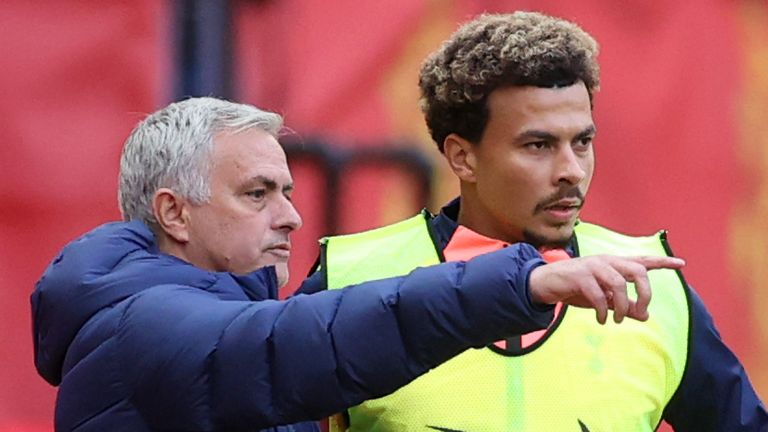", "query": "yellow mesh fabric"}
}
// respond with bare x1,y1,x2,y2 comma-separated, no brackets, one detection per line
324,218,689,431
